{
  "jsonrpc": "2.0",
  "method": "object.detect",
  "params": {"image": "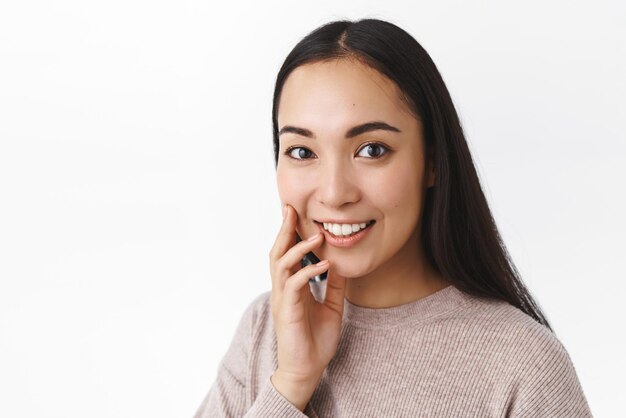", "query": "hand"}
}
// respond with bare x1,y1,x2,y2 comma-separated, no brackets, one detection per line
268,204,347,410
